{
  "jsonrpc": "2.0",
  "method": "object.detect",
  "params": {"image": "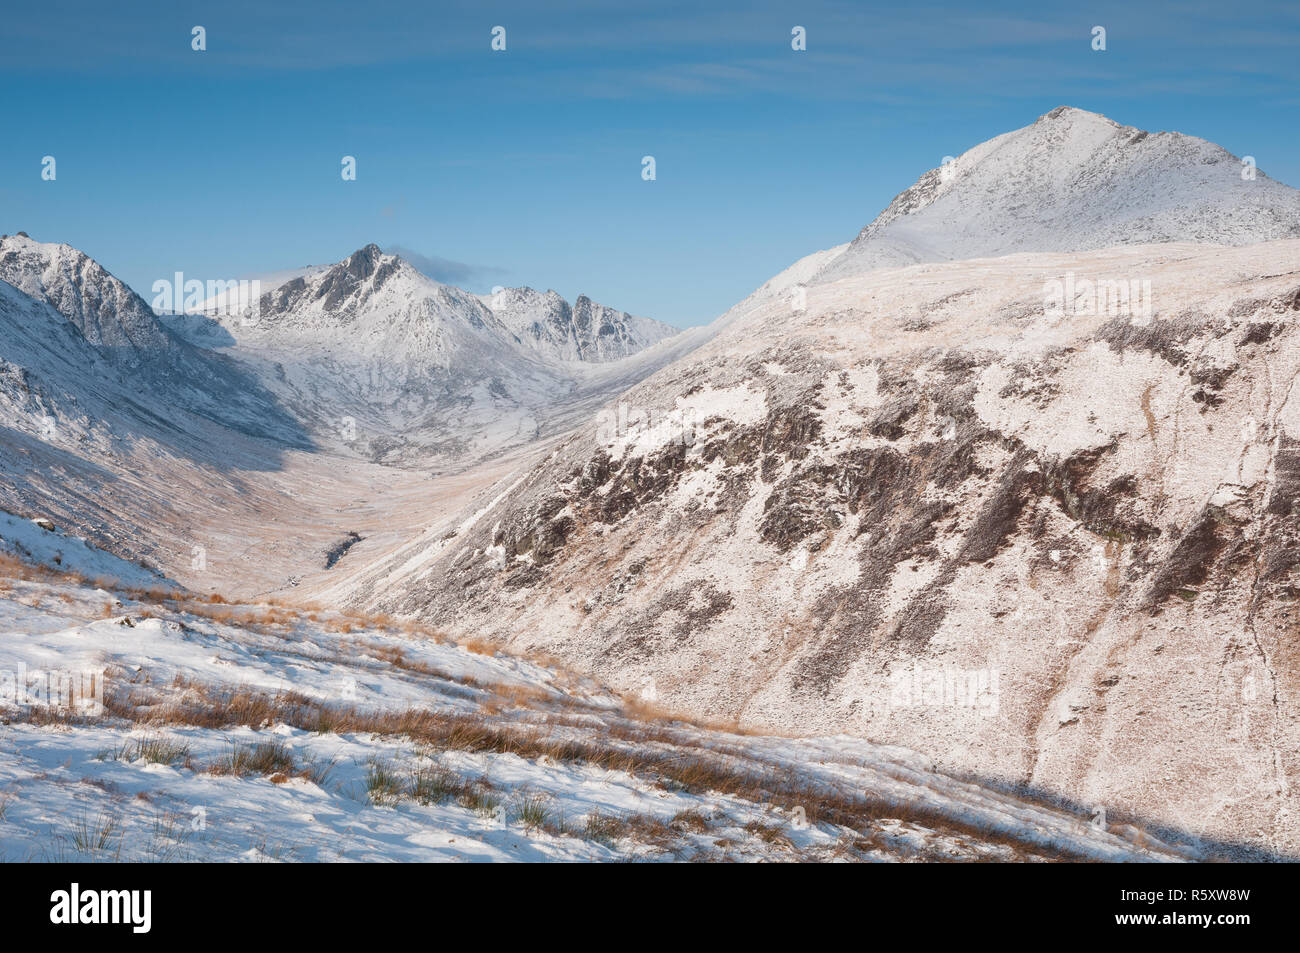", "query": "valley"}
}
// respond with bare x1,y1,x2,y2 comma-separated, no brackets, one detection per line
3,106,1299,861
